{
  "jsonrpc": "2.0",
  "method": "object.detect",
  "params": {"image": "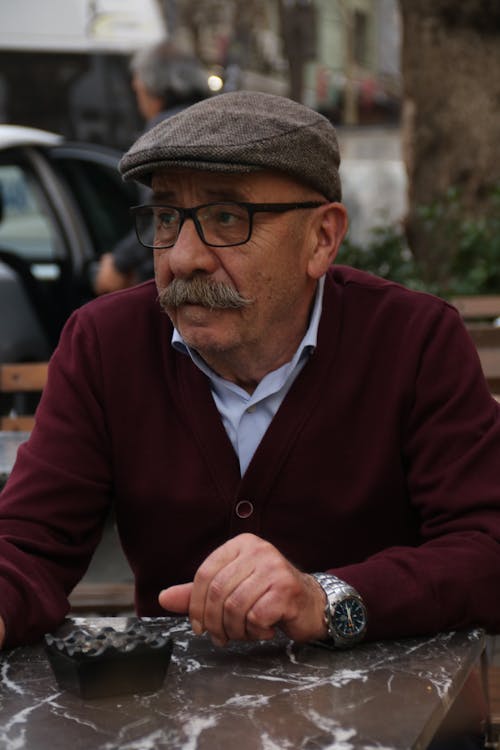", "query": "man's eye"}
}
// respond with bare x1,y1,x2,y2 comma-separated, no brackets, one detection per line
217,211,236,225
157,211,177,227
213,208,245,225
